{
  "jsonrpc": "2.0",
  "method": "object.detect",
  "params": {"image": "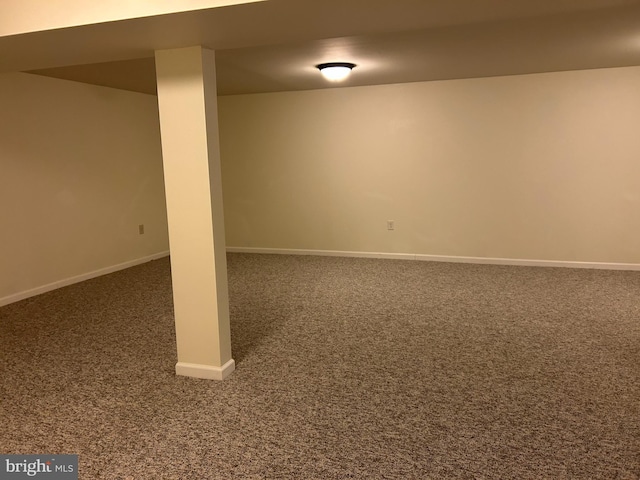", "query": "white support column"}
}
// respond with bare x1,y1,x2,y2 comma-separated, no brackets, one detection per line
155,46,234,380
